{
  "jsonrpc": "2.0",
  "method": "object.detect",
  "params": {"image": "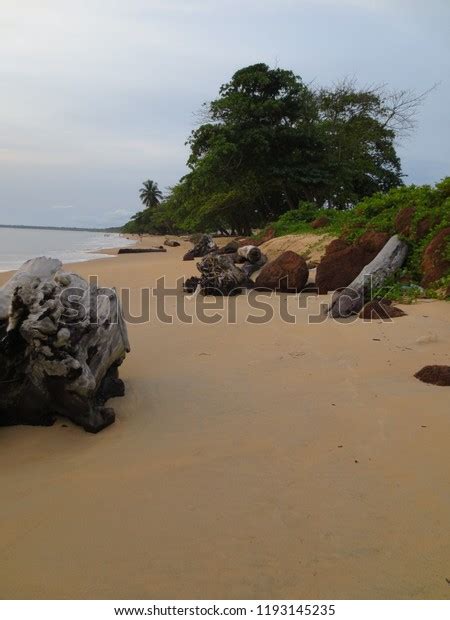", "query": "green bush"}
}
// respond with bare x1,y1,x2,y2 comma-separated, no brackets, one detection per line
342,180,450,280
271,202,349,236
266,177,450,290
